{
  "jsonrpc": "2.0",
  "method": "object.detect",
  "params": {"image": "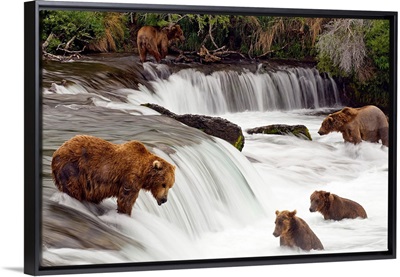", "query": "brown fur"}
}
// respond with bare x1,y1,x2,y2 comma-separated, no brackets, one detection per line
273,210,324,251
137,24,185,63
318,105,388,146
51,135,176,216
309,190,367,220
